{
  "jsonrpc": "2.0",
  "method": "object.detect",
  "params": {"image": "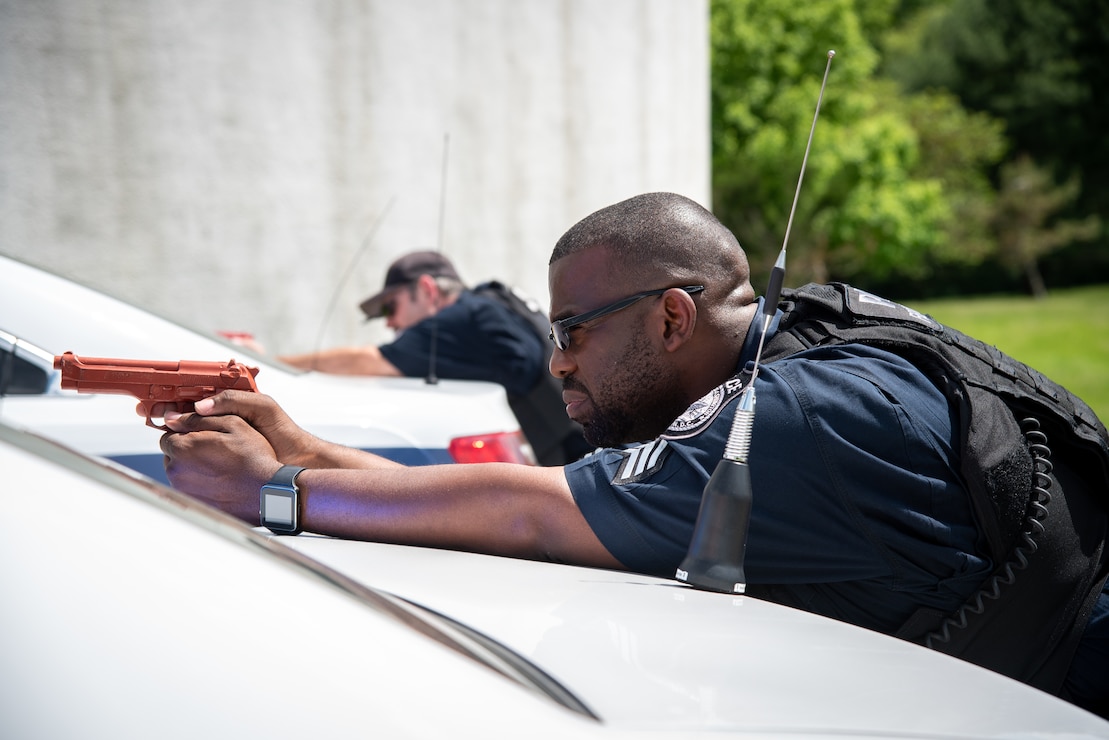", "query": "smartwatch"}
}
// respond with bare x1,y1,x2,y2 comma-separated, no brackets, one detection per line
260,465,307,535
